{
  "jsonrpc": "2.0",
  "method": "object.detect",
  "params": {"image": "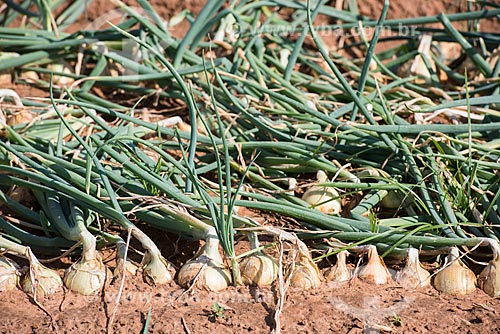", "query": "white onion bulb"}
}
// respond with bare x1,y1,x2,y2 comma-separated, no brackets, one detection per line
302,171,341,214
177,236,231,292
478,248,500,297
240,252,278,287
64,254,106,295
434,247,476,295
326,250,351,283
22,249,62,297
358,245,392,285
290,250,322,290
0,256,19,292
142,251,173,286
396,247,430,289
